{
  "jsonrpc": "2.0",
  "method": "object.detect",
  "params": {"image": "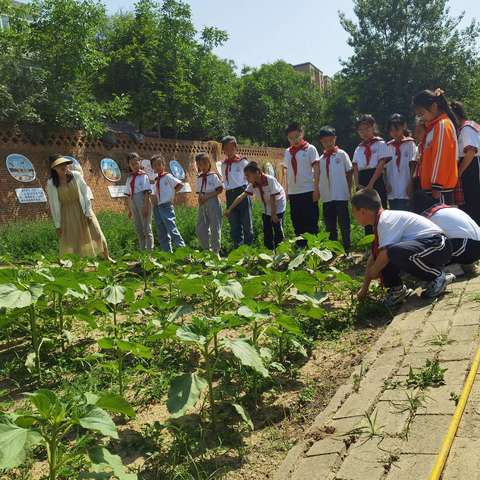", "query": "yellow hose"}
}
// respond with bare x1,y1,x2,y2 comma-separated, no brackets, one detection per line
429,343,480,480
